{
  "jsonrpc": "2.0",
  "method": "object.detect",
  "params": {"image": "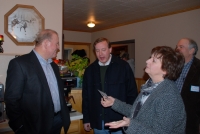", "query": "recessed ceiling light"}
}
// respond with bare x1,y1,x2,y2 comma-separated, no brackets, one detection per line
87,22,95,28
